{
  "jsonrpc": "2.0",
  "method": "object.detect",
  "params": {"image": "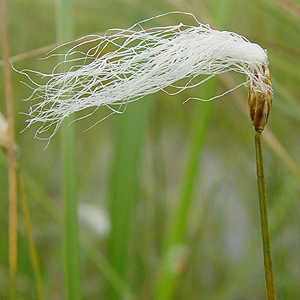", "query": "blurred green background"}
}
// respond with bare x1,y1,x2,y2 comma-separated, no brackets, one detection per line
1,0,300,299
